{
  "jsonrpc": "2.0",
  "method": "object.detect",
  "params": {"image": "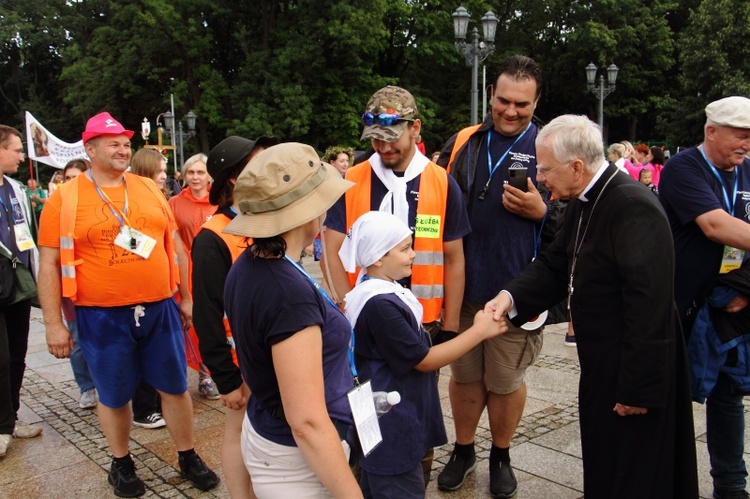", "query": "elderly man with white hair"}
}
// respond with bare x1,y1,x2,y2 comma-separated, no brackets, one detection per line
660,96,750,499
485,114,699,499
